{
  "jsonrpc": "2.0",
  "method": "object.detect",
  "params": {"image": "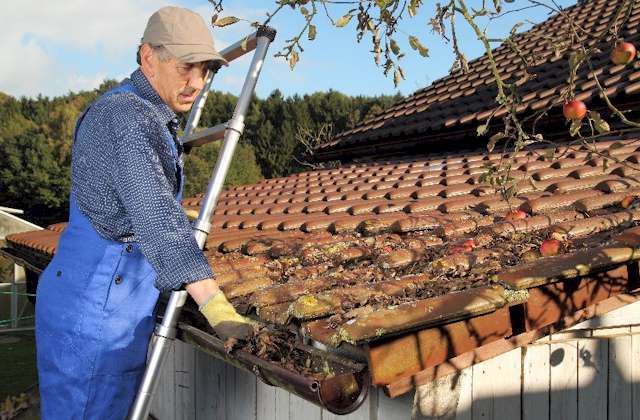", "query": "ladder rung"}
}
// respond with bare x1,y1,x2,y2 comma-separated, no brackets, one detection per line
220,32,259,64
183,123,226,148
